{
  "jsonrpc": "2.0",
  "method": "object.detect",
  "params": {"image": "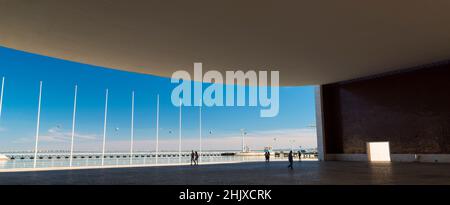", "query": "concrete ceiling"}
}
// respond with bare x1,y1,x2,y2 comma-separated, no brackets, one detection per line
1,0,450,86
